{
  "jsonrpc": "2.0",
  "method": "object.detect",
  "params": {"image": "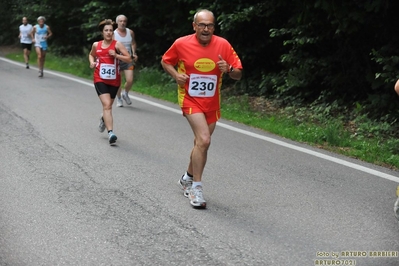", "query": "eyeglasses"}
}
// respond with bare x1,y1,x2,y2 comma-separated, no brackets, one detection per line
195,23,215,30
